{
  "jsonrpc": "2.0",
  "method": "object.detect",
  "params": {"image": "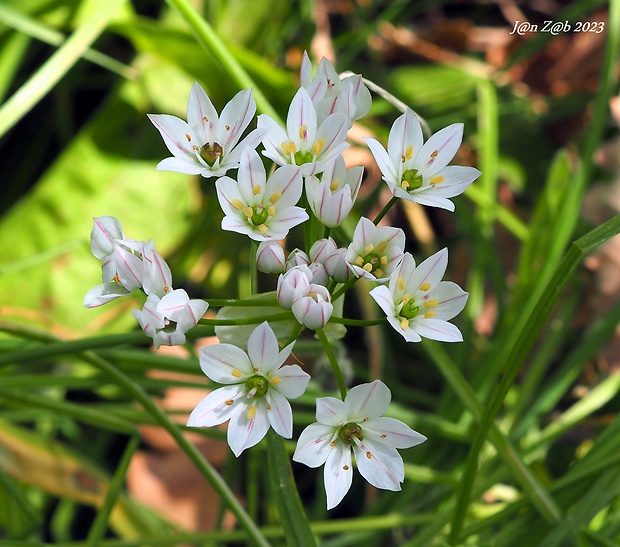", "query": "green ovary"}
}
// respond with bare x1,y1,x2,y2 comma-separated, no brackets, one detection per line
245,375,268,398
399,300,419,319
200,142,223,166
339,422,364,446
402,168,424,190
250,205,269,225
294,150,314,166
